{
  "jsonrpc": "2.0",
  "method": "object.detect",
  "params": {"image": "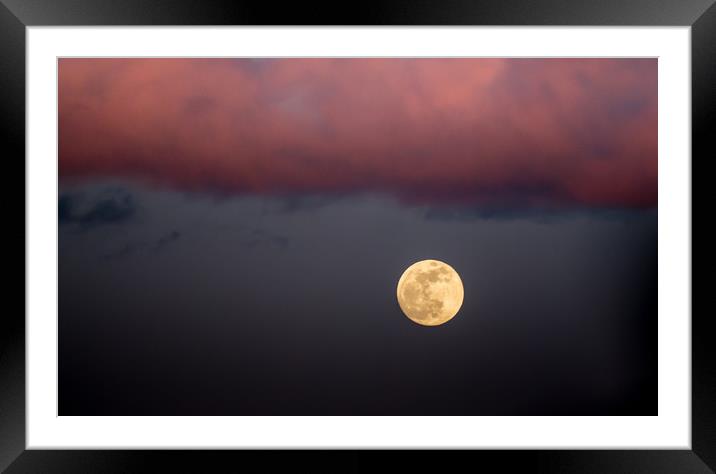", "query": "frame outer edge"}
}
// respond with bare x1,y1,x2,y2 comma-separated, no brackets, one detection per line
0,0,715,26
1,450,715,473
3,0,714,471
0,0,27,472
692,1,716,471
